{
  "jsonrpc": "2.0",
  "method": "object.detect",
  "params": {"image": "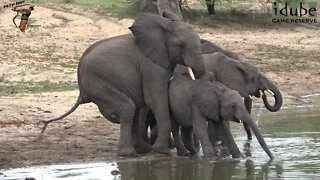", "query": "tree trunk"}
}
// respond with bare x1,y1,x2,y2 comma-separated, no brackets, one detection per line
157,0,183,20
206,0,215,15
